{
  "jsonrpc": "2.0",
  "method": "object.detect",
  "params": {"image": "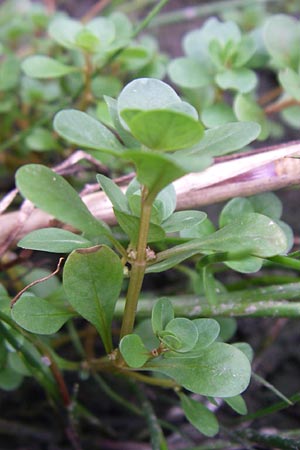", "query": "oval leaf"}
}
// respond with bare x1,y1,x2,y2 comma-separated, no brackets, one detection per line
163,318,198,353
54,109,123,154
121,109,204,151
151,298,174,335
22,56,76,79
18,228,92,253
11,293,73,334
16,164,109,240
63,245,123,352
180,393,219,437
119,334,149,368
145,342,251,397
